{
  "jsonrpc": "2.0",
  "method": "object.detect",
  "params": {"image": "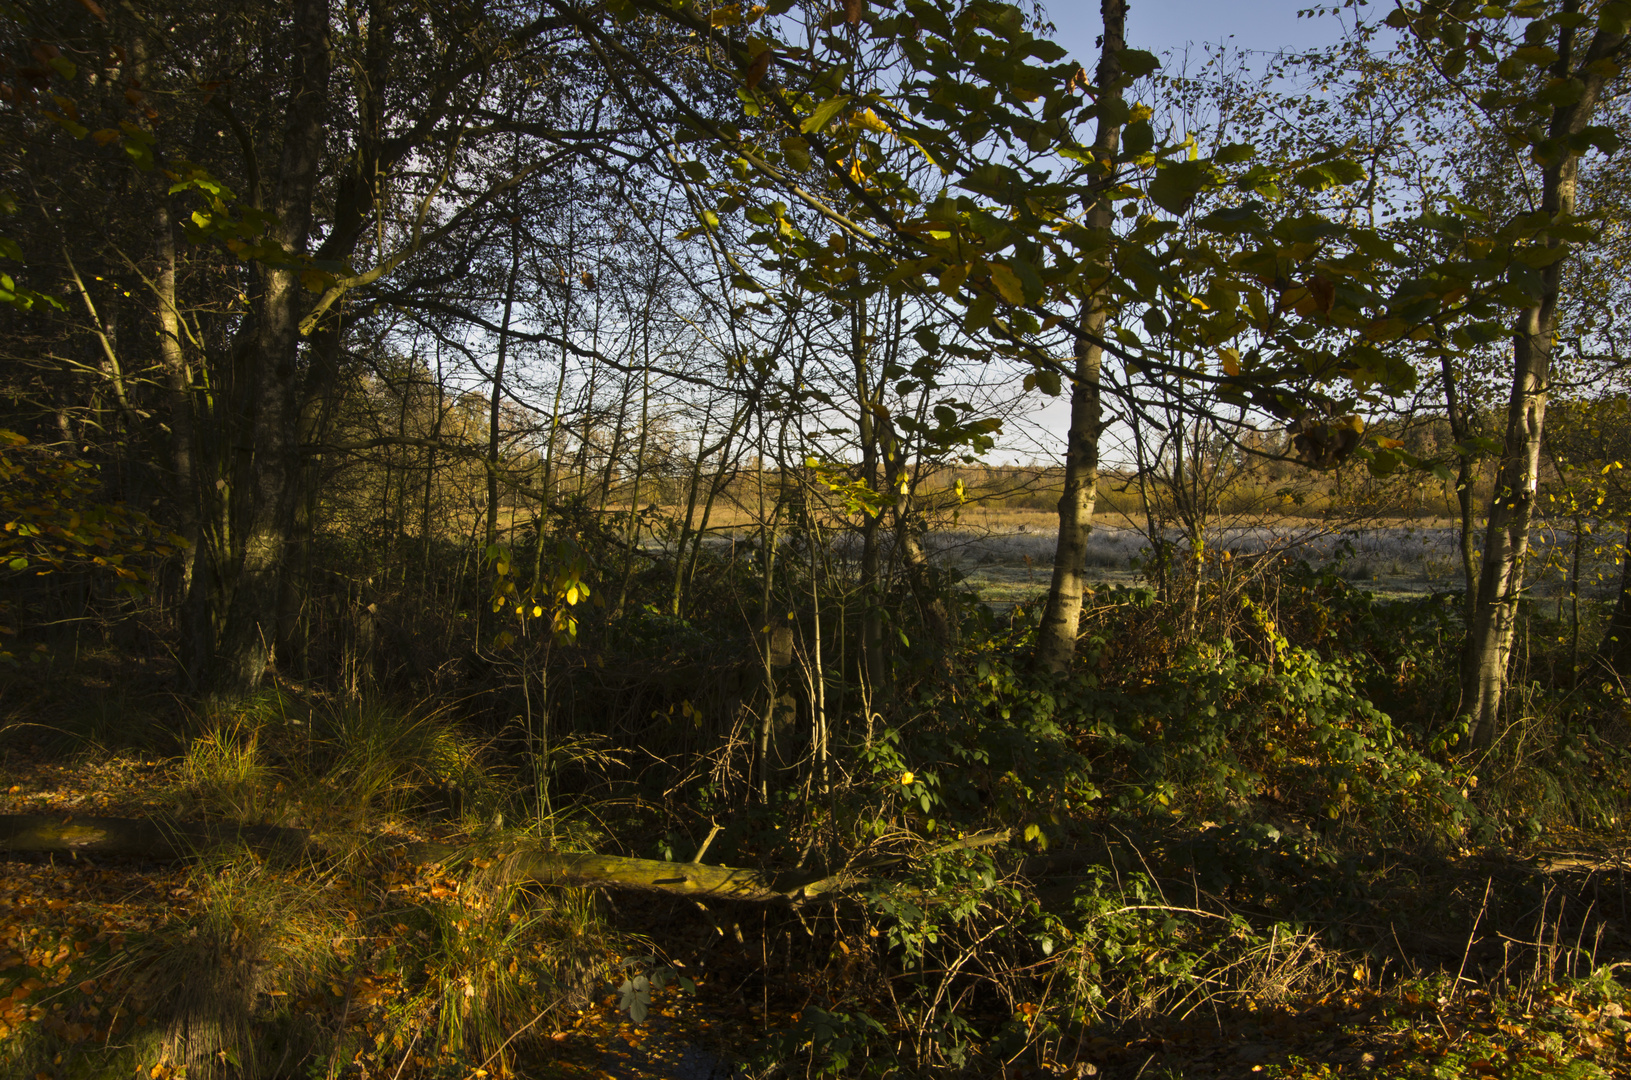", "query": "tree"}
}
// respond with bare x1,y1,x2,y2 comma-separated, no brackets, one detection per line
1388,0,1630,747
1032,0,1120,674
0,0,661,694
